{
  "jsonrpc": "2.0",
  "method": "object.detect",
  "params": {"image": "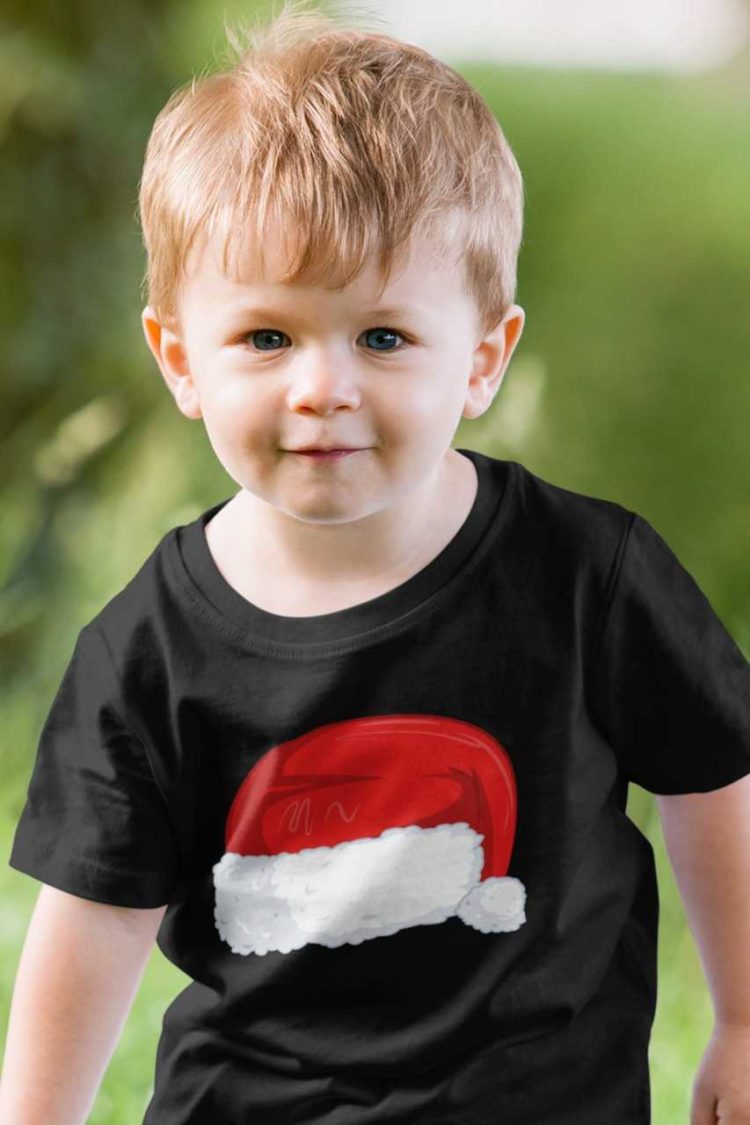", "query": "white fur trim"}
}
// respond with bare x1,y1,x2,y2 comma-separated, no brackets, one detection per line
213,821,490,956
456,876,527,933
